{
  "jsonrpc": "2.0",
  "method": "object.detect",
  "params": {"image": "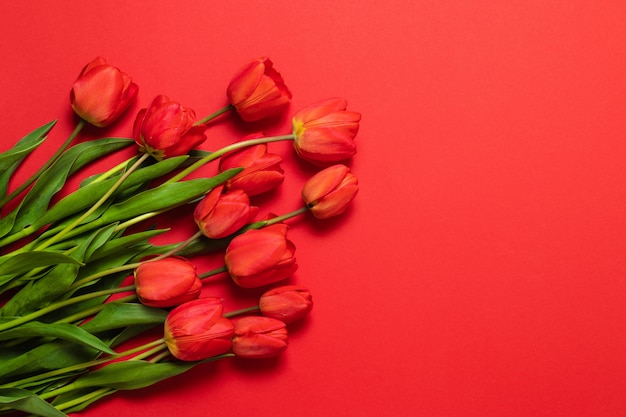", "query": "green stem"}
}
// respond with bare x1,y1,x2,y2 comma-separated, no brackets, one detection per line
148,350,171,363
166,133,295,183
34,153,150,251
130,342,168,361
0,285,135,333
0,338,165,390
90,155,138,183
0,120,86,210
195,104,234,125
113,210,167,231
224,305,260,318
198,265,228,280
54,387,115,413
245,206,309,231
